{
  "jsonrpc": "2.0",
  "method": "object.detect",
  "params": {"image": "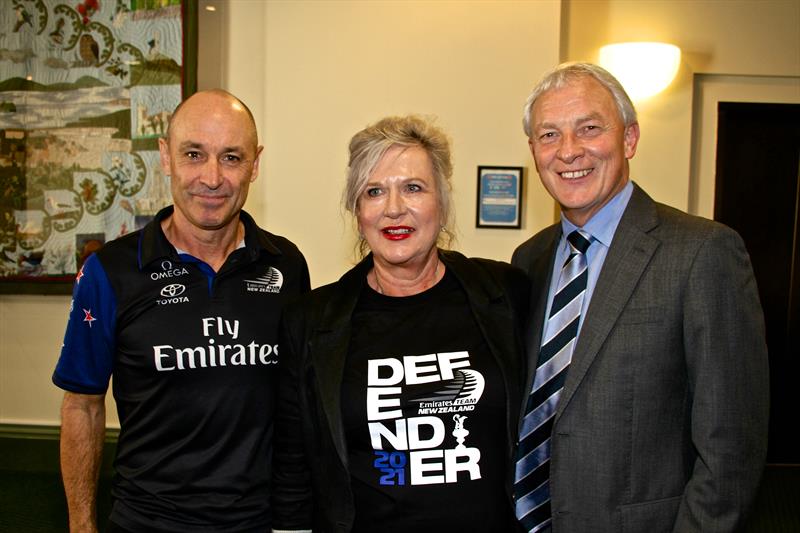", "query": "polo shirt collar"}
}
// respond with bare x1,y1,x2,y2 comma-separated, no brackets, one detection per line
138,205,281,270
